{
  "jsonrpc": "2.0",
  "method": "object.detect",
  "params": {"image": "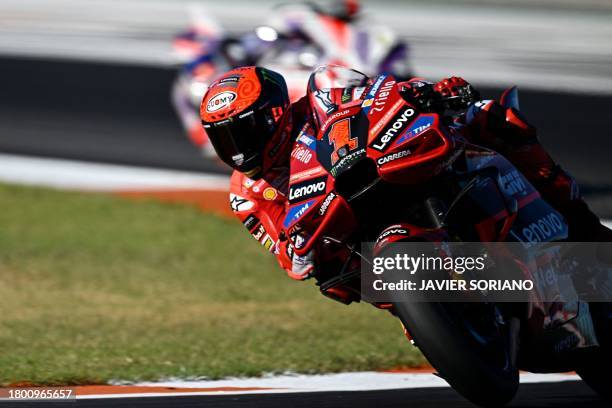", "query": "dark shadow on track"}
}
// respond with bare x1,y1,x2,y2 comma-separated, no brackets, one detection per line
0,381,607,408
